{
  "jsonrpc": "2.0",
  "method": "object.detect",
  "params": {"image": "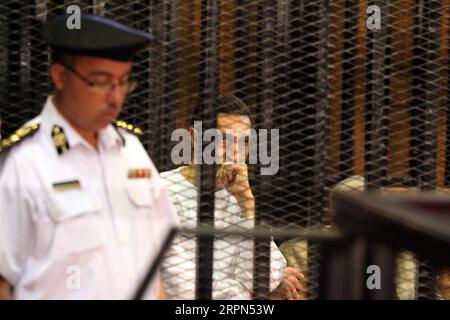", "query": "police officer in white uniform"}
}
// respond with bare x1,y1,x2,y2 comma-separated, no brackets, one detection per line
0,14,178,299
